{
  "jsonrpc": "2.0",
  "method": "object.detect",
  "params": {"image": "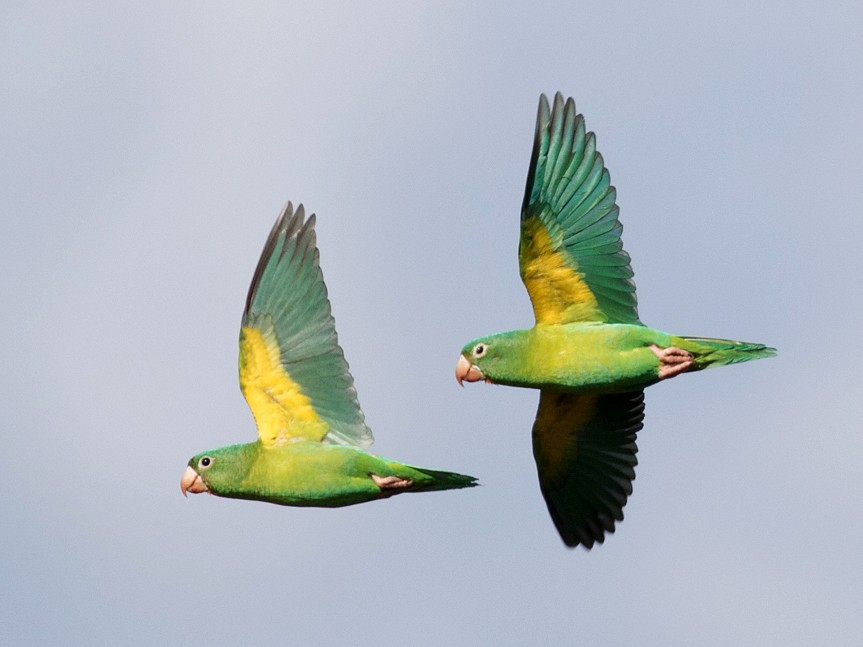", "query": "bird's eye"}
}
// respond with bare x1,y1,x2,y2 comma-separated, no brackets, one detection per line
473,343,487,358
198,456,213,469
